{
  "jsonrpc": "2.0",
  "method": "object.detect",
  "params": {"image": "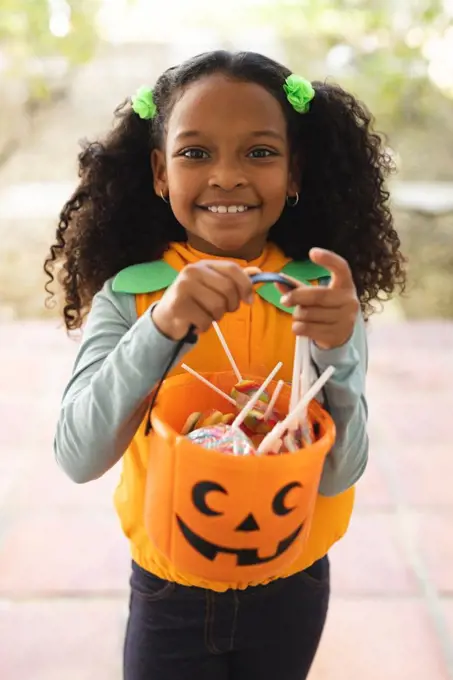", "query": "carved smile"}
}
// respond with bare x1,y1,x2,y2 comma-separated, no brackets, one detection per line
176,515,303,566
